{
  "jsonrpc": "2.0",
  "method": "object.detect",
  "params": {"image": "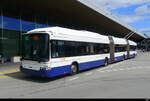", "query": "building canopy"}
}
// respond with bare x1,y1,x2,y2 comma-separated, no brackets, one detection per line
0,0,145,42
